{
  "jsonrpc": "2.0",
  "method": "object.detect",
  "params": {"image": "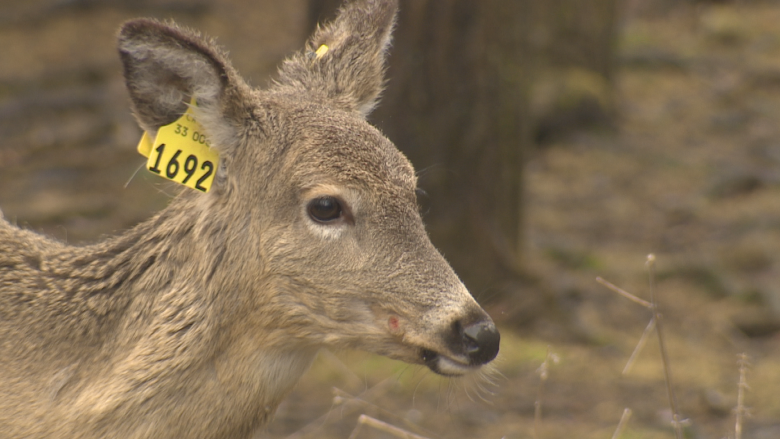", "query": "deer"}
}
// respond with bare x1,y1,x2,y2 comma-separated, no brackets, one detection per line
0,0,500,438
